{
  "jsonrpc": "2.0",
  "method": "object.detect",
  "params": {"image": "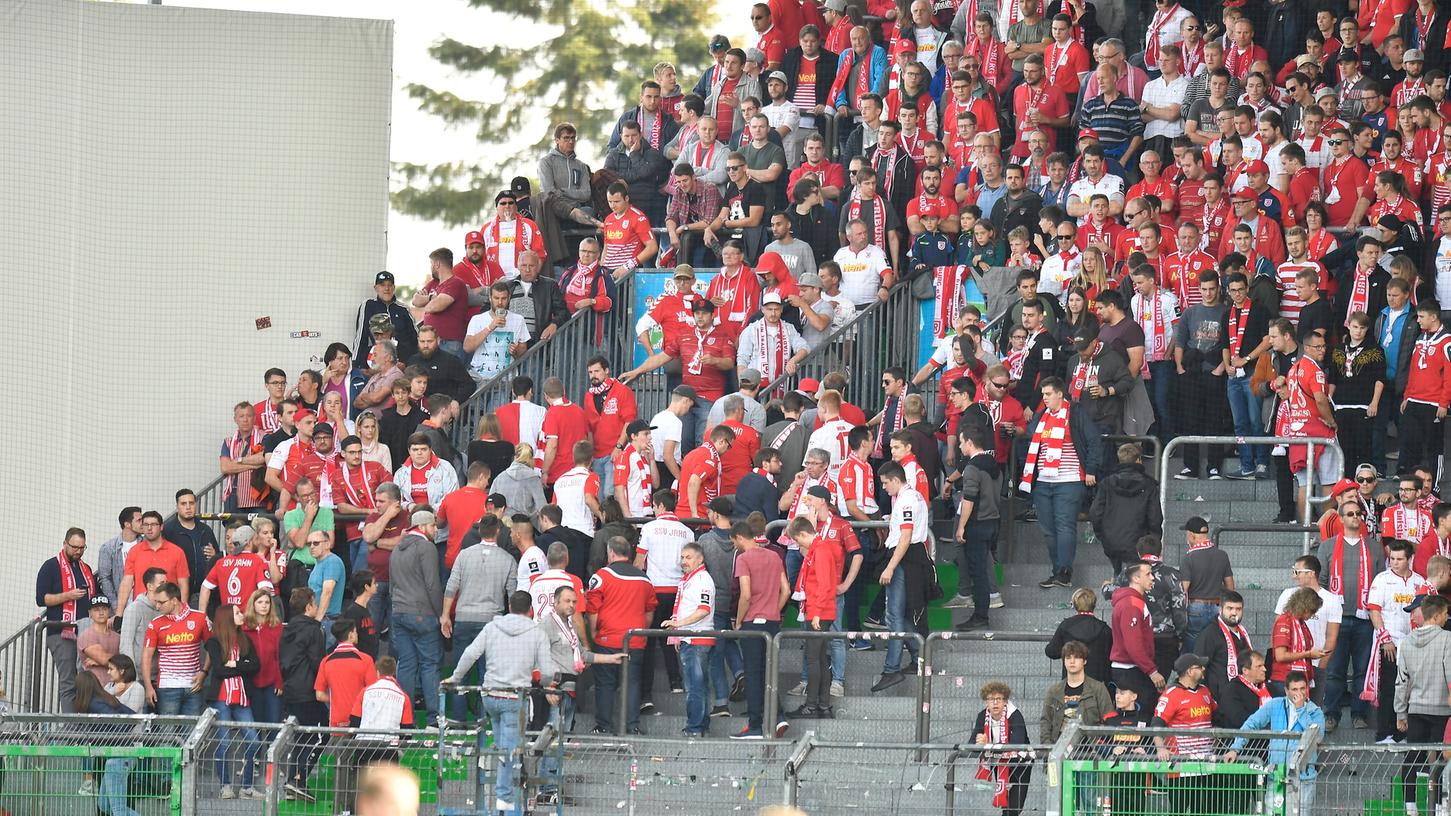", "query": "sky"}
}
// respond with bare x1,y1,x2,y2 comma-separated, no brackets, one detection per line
167,0,750,289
